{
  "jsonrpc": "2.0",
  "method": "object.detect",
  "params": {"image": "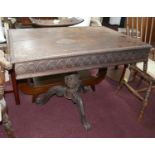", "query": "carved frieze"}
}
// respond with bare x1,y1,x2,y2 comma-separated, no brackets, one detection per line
15,49,149,79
